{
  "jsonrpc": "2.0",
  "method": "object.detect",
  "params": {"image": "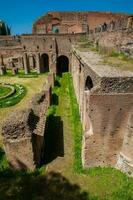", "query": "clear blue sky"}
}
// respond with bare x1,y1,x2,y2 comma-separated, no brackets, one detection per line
0,0,133,35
